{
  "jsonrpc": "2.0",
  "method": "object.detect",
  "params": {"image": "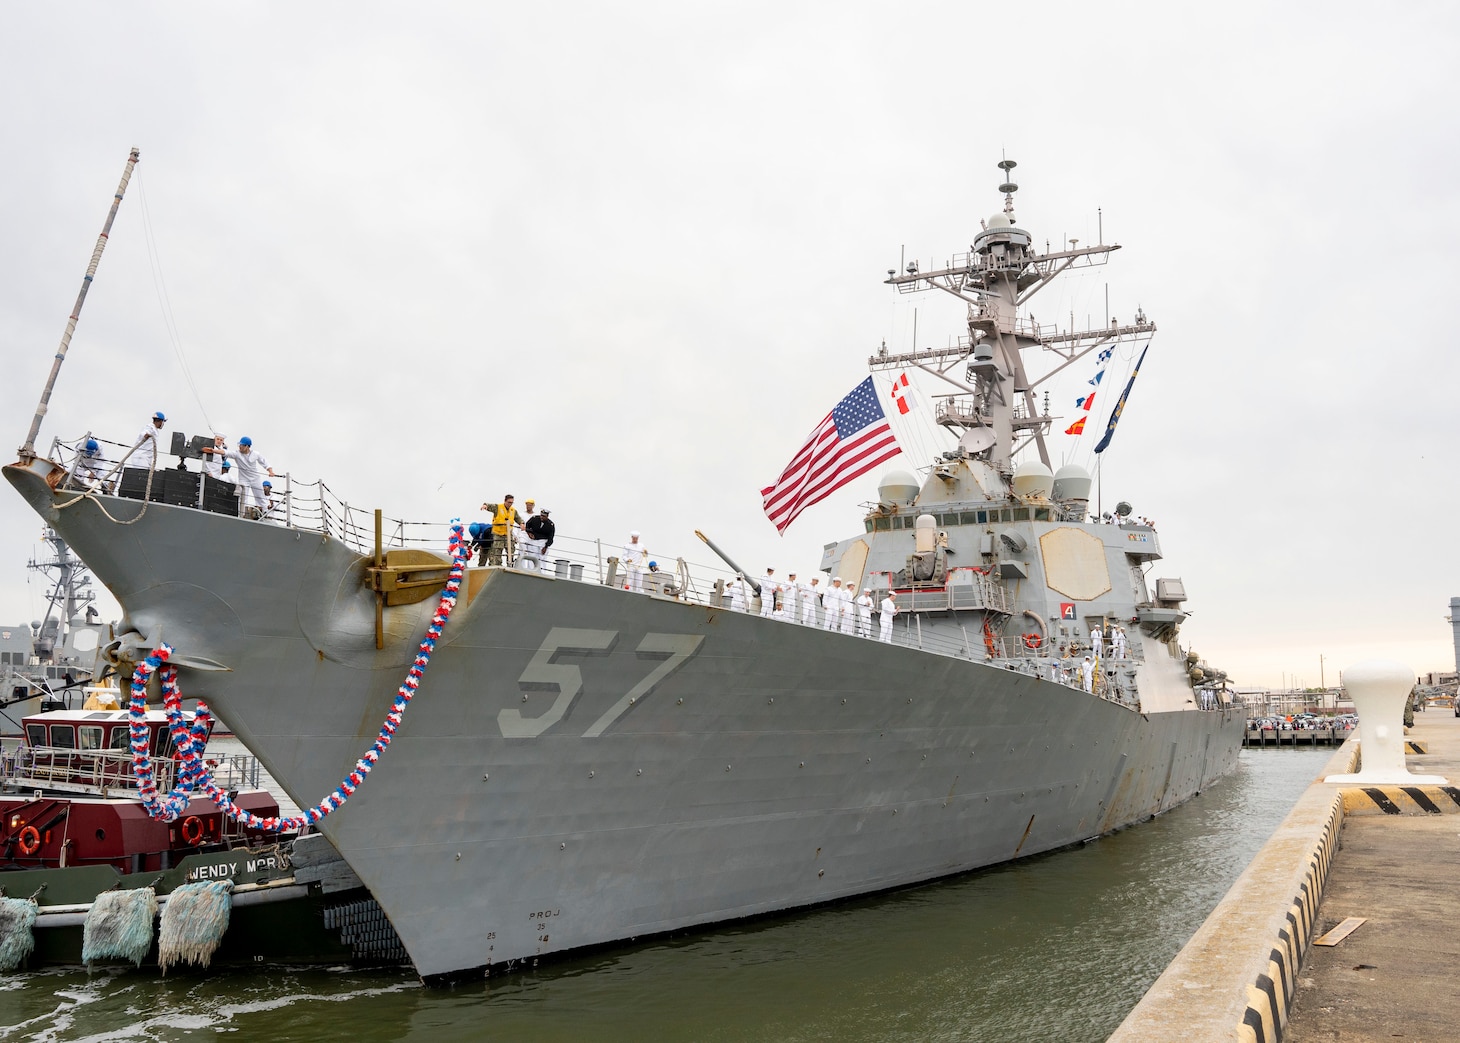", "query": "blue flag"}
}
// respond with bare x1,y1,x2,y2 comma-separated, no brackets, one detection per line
1093,346,1148,455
